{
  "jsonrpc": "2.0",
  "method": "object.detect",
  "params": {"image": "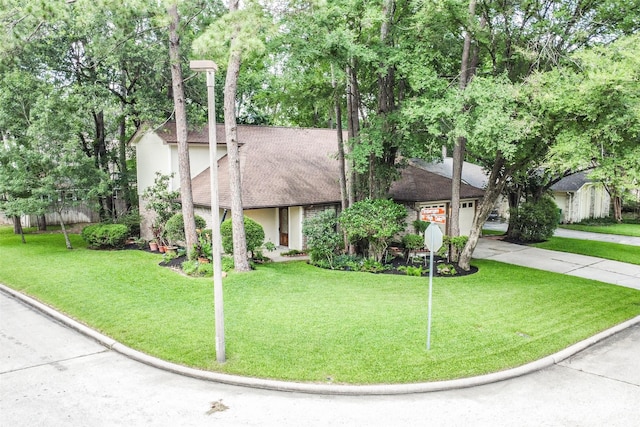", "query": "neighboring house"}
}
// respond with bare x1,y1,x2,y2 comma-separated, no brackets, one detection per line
551,171,610,223
133,122,485,250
